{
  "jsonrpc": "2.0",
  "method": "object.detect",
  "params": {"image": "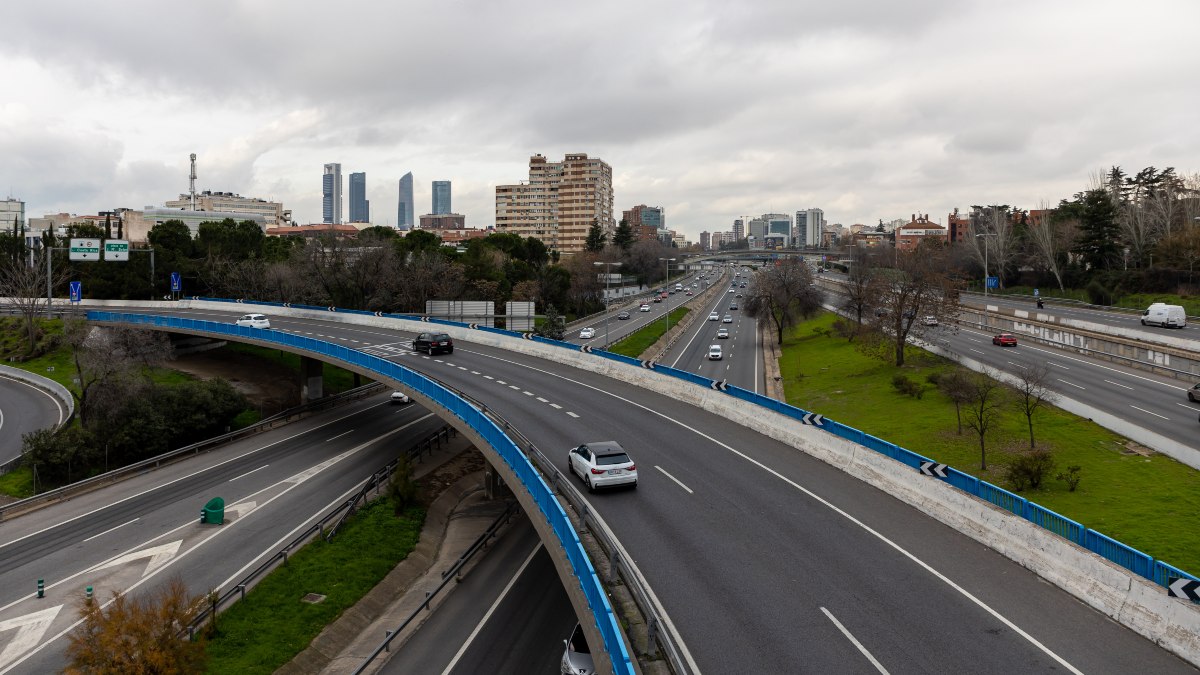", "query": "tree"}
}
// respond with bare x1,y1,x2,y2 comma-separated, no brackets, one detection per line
744,258,823,343
963,371,1006,470
66,576,207,674
64,319,173,429
1026,202,1077,291
584,220,607,253
1067,188,1121,270
841,245,883,336
611,219,634,251
965,205,1018,289
871,244,961,366
0,247,71,356
937,369,975,435
1011,363,1057,449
